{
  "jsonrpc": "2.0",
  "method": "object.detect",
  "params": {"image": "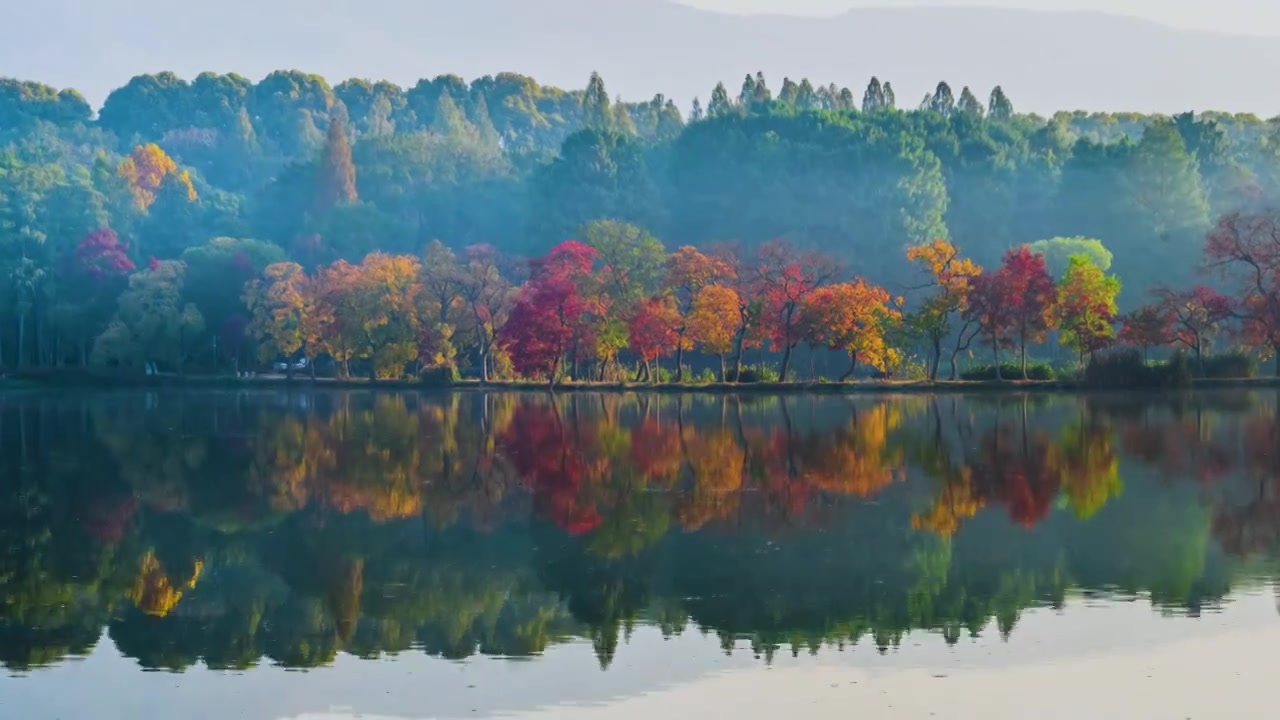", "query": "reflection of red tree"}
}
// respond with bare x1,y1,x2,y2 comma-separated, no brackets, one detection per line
1121,418,1232,484
973,426,1060,527
629,417,682,486
82,494,140,544
500,402,603,535
1214,410,1280,556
